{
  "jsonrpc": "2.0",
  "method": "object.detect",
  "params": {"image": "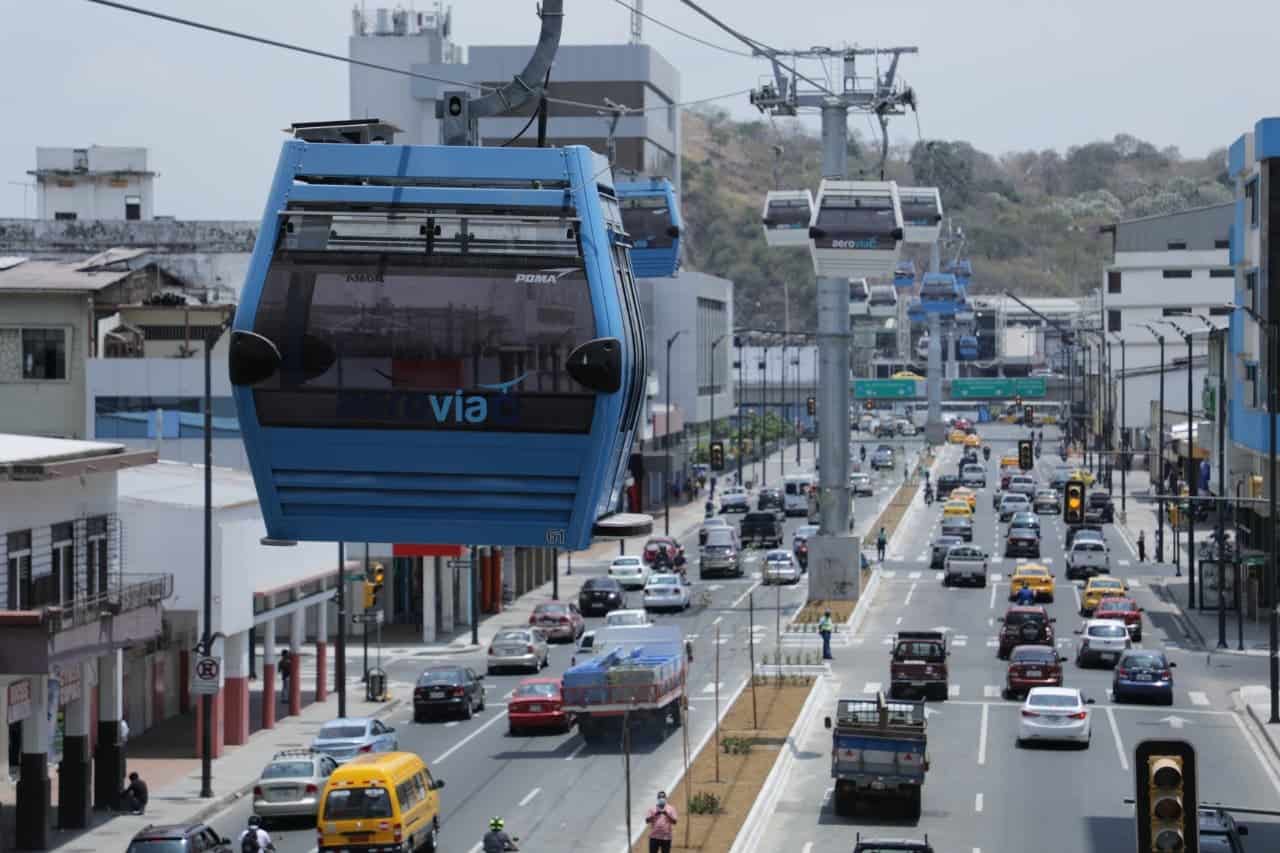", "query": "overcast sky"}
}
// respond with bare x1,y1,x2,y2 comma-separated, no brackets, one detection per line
3,0,1276,220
